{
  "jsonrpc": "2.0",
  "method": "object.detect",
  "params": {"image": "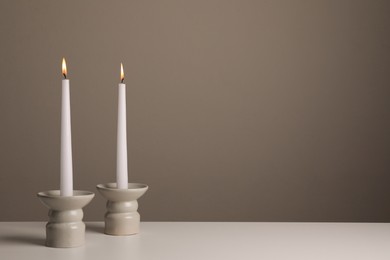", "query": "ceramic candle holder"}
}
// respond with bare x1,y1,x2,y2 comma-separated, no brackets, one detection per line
96,183,148,236
37,190,95,248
